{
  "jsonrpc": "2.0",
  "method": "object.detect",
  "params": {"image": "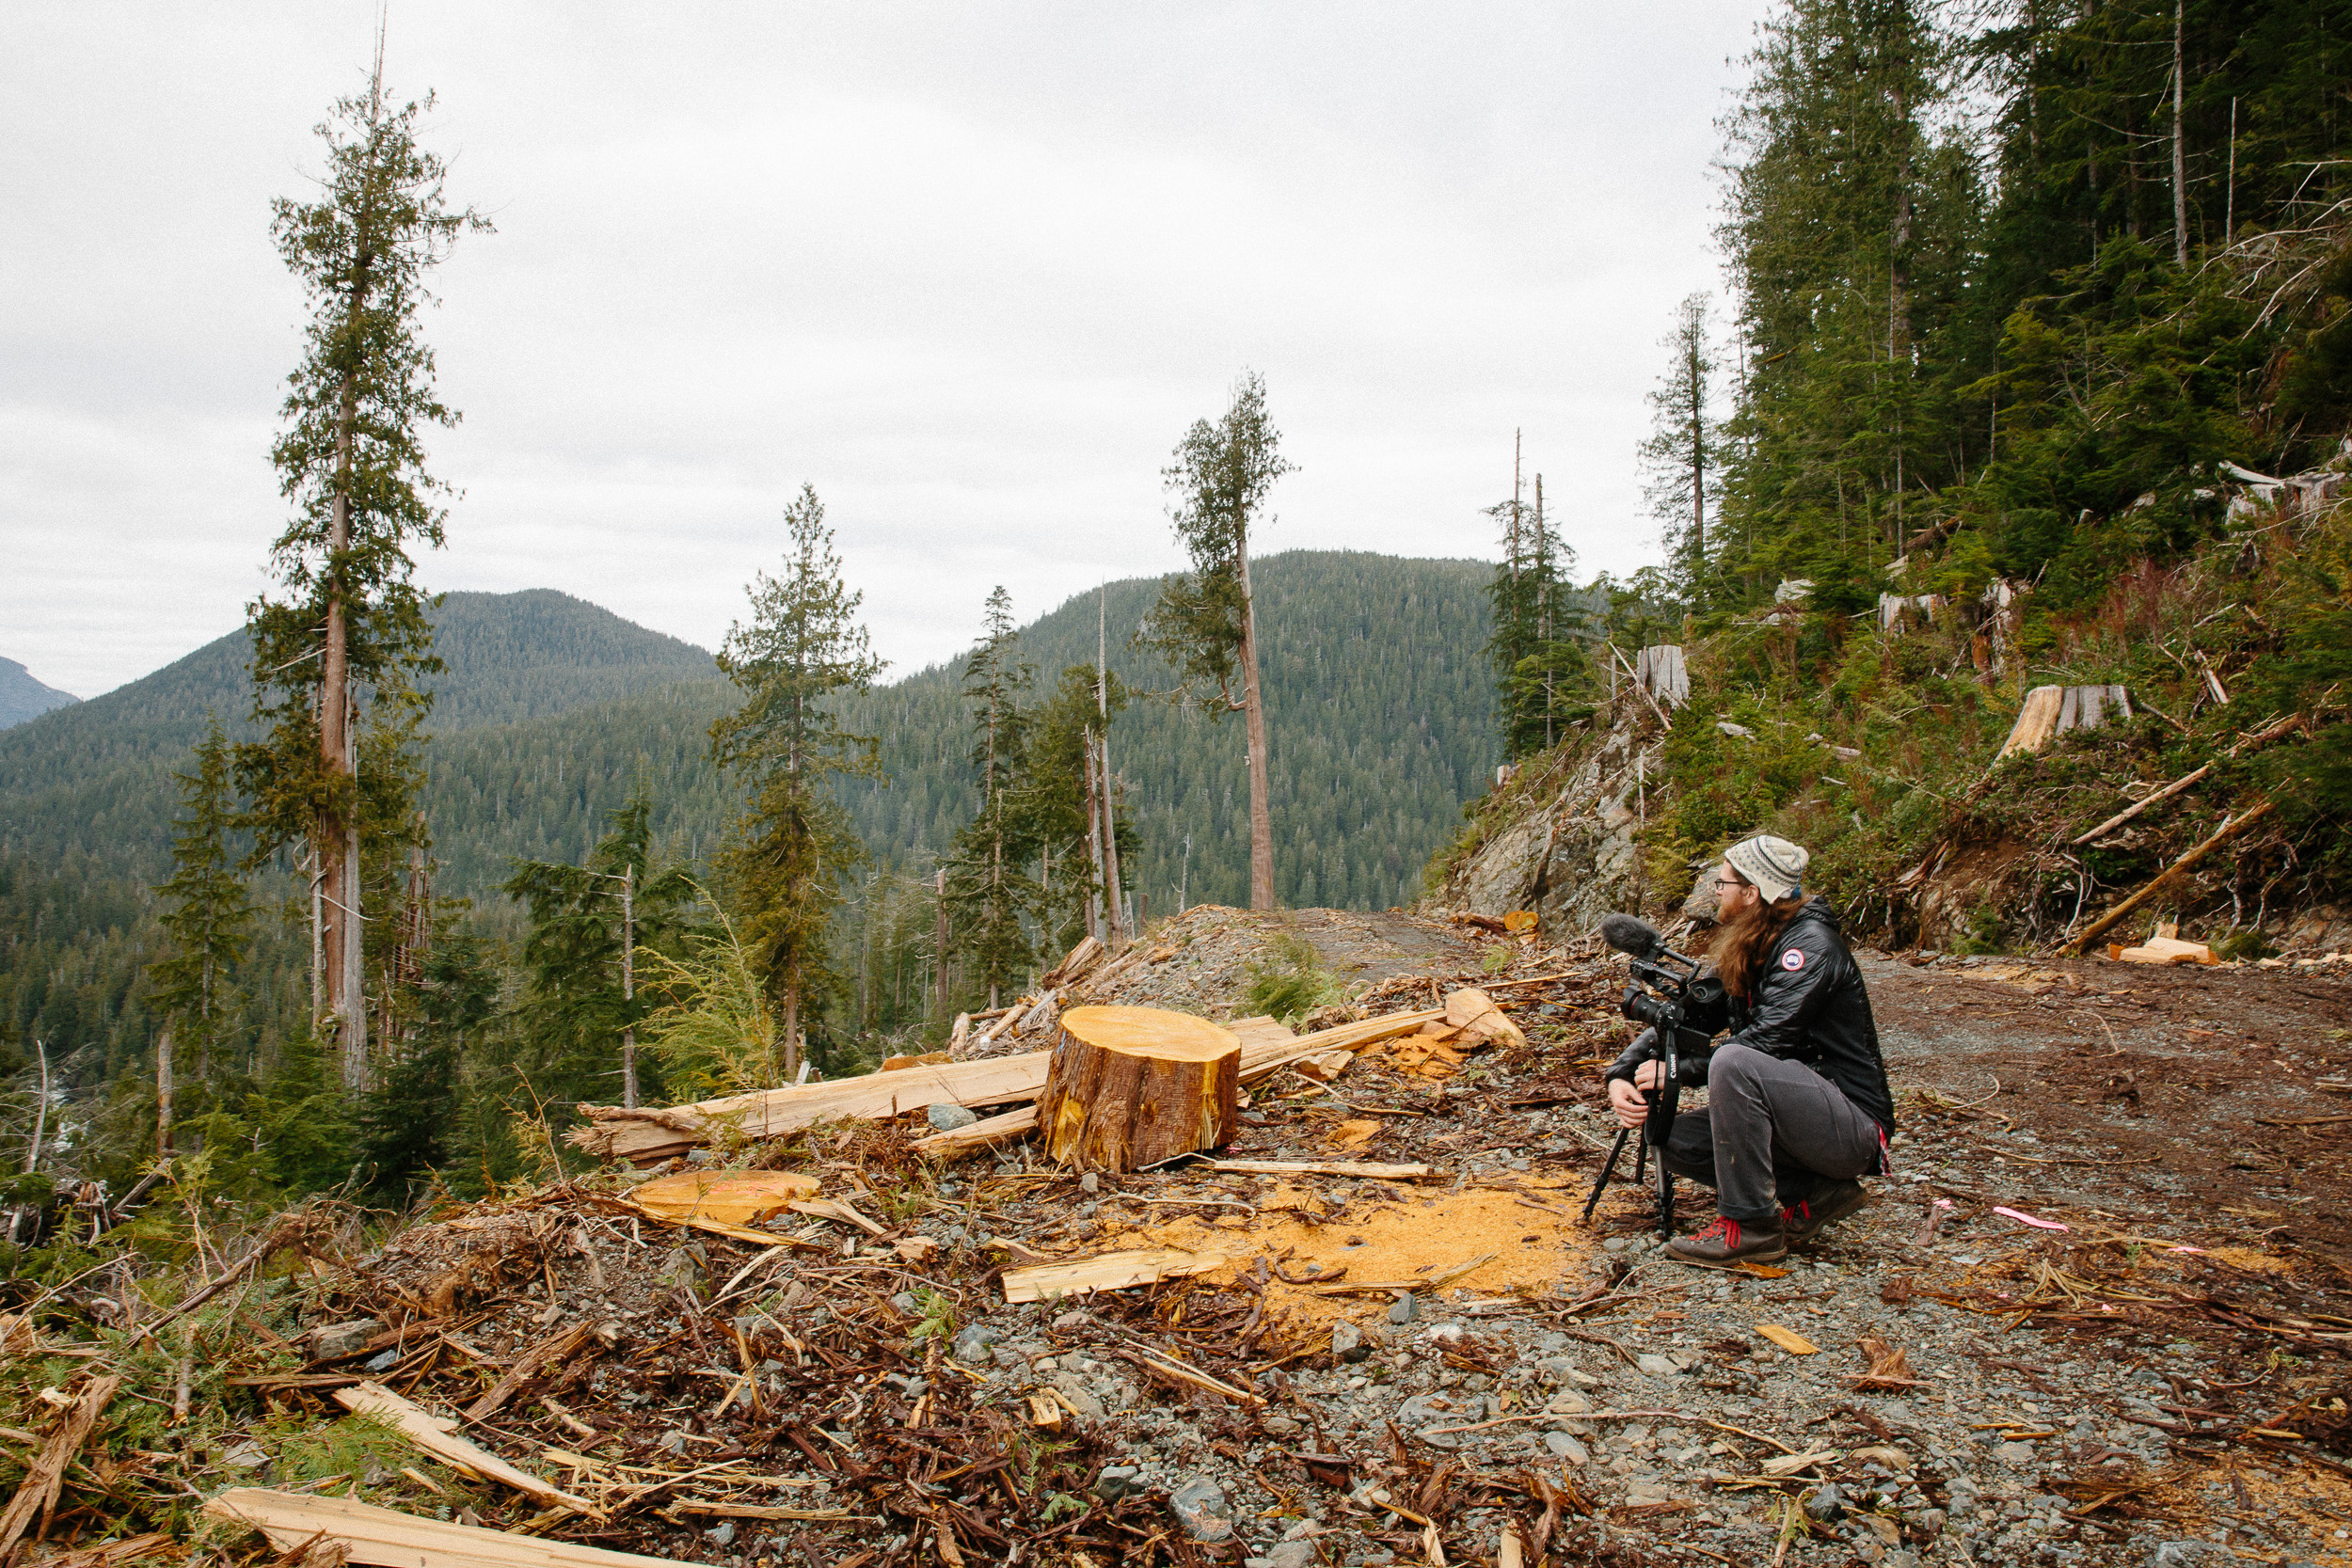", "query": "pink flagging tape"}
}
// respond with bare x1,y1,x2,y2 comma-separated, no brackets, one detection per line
1991,1205,2071,1231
